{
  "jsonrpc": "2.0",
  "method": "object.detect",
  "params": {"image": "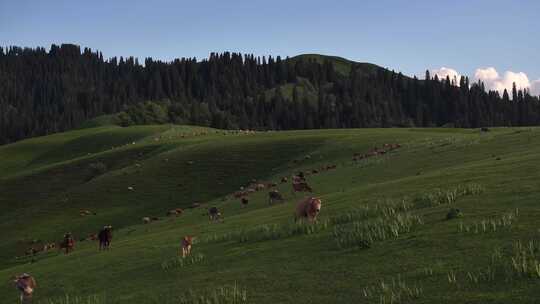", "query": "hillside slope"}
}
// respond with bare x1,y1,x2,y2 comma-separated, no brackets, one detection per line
1,126,540,303
3,45,540,144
